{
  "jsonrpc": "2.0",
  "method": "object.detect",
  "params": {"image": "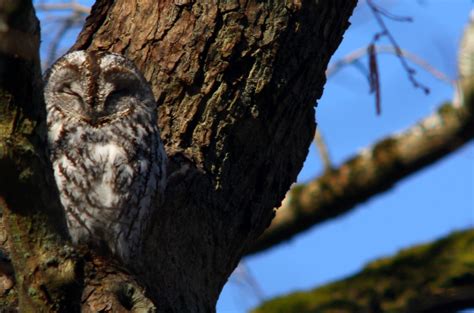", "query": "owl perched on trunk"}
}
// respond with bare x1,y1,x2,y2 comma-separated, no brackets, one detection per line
44,50,167,265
